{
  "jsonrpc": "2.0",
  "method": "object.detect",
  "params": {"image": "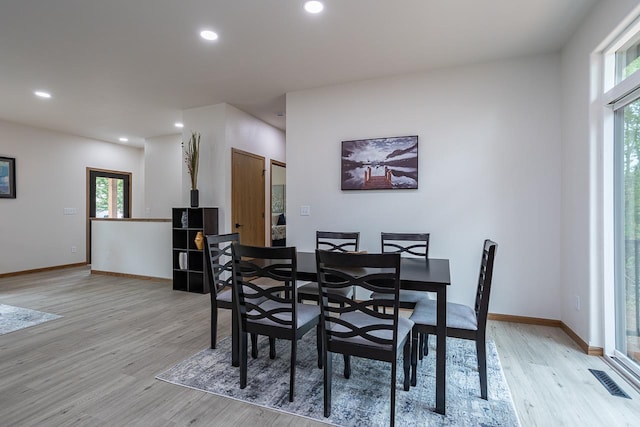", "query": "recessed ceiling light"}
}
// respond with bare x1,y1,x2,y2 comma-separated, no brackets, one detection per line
119,137,129,142
175,122,184,128
200,30,218,41
34,90,52,99
304,1,324,14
